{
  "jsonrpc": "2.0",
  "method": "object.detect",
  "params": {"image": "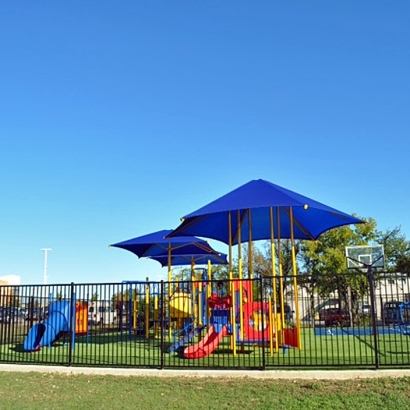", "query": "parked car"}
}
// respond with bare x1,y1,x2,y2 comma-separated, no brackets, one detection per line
0,307,26,324
25,307,48,322
383,301,410,325
0,307,9,323
358,303,371,316
25,309,39,321
88,303,117,325
319,308,349,327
